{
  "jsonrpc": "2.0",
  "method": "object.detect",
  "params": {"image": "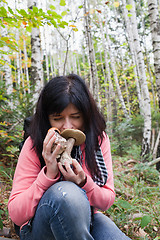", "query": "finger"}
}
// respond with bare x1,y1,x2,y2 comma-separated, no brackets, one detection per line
43,130,56,148
72,159,83,172
52,144,61,158
64,161,74,174
58,162,68,176
45,135,57,154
